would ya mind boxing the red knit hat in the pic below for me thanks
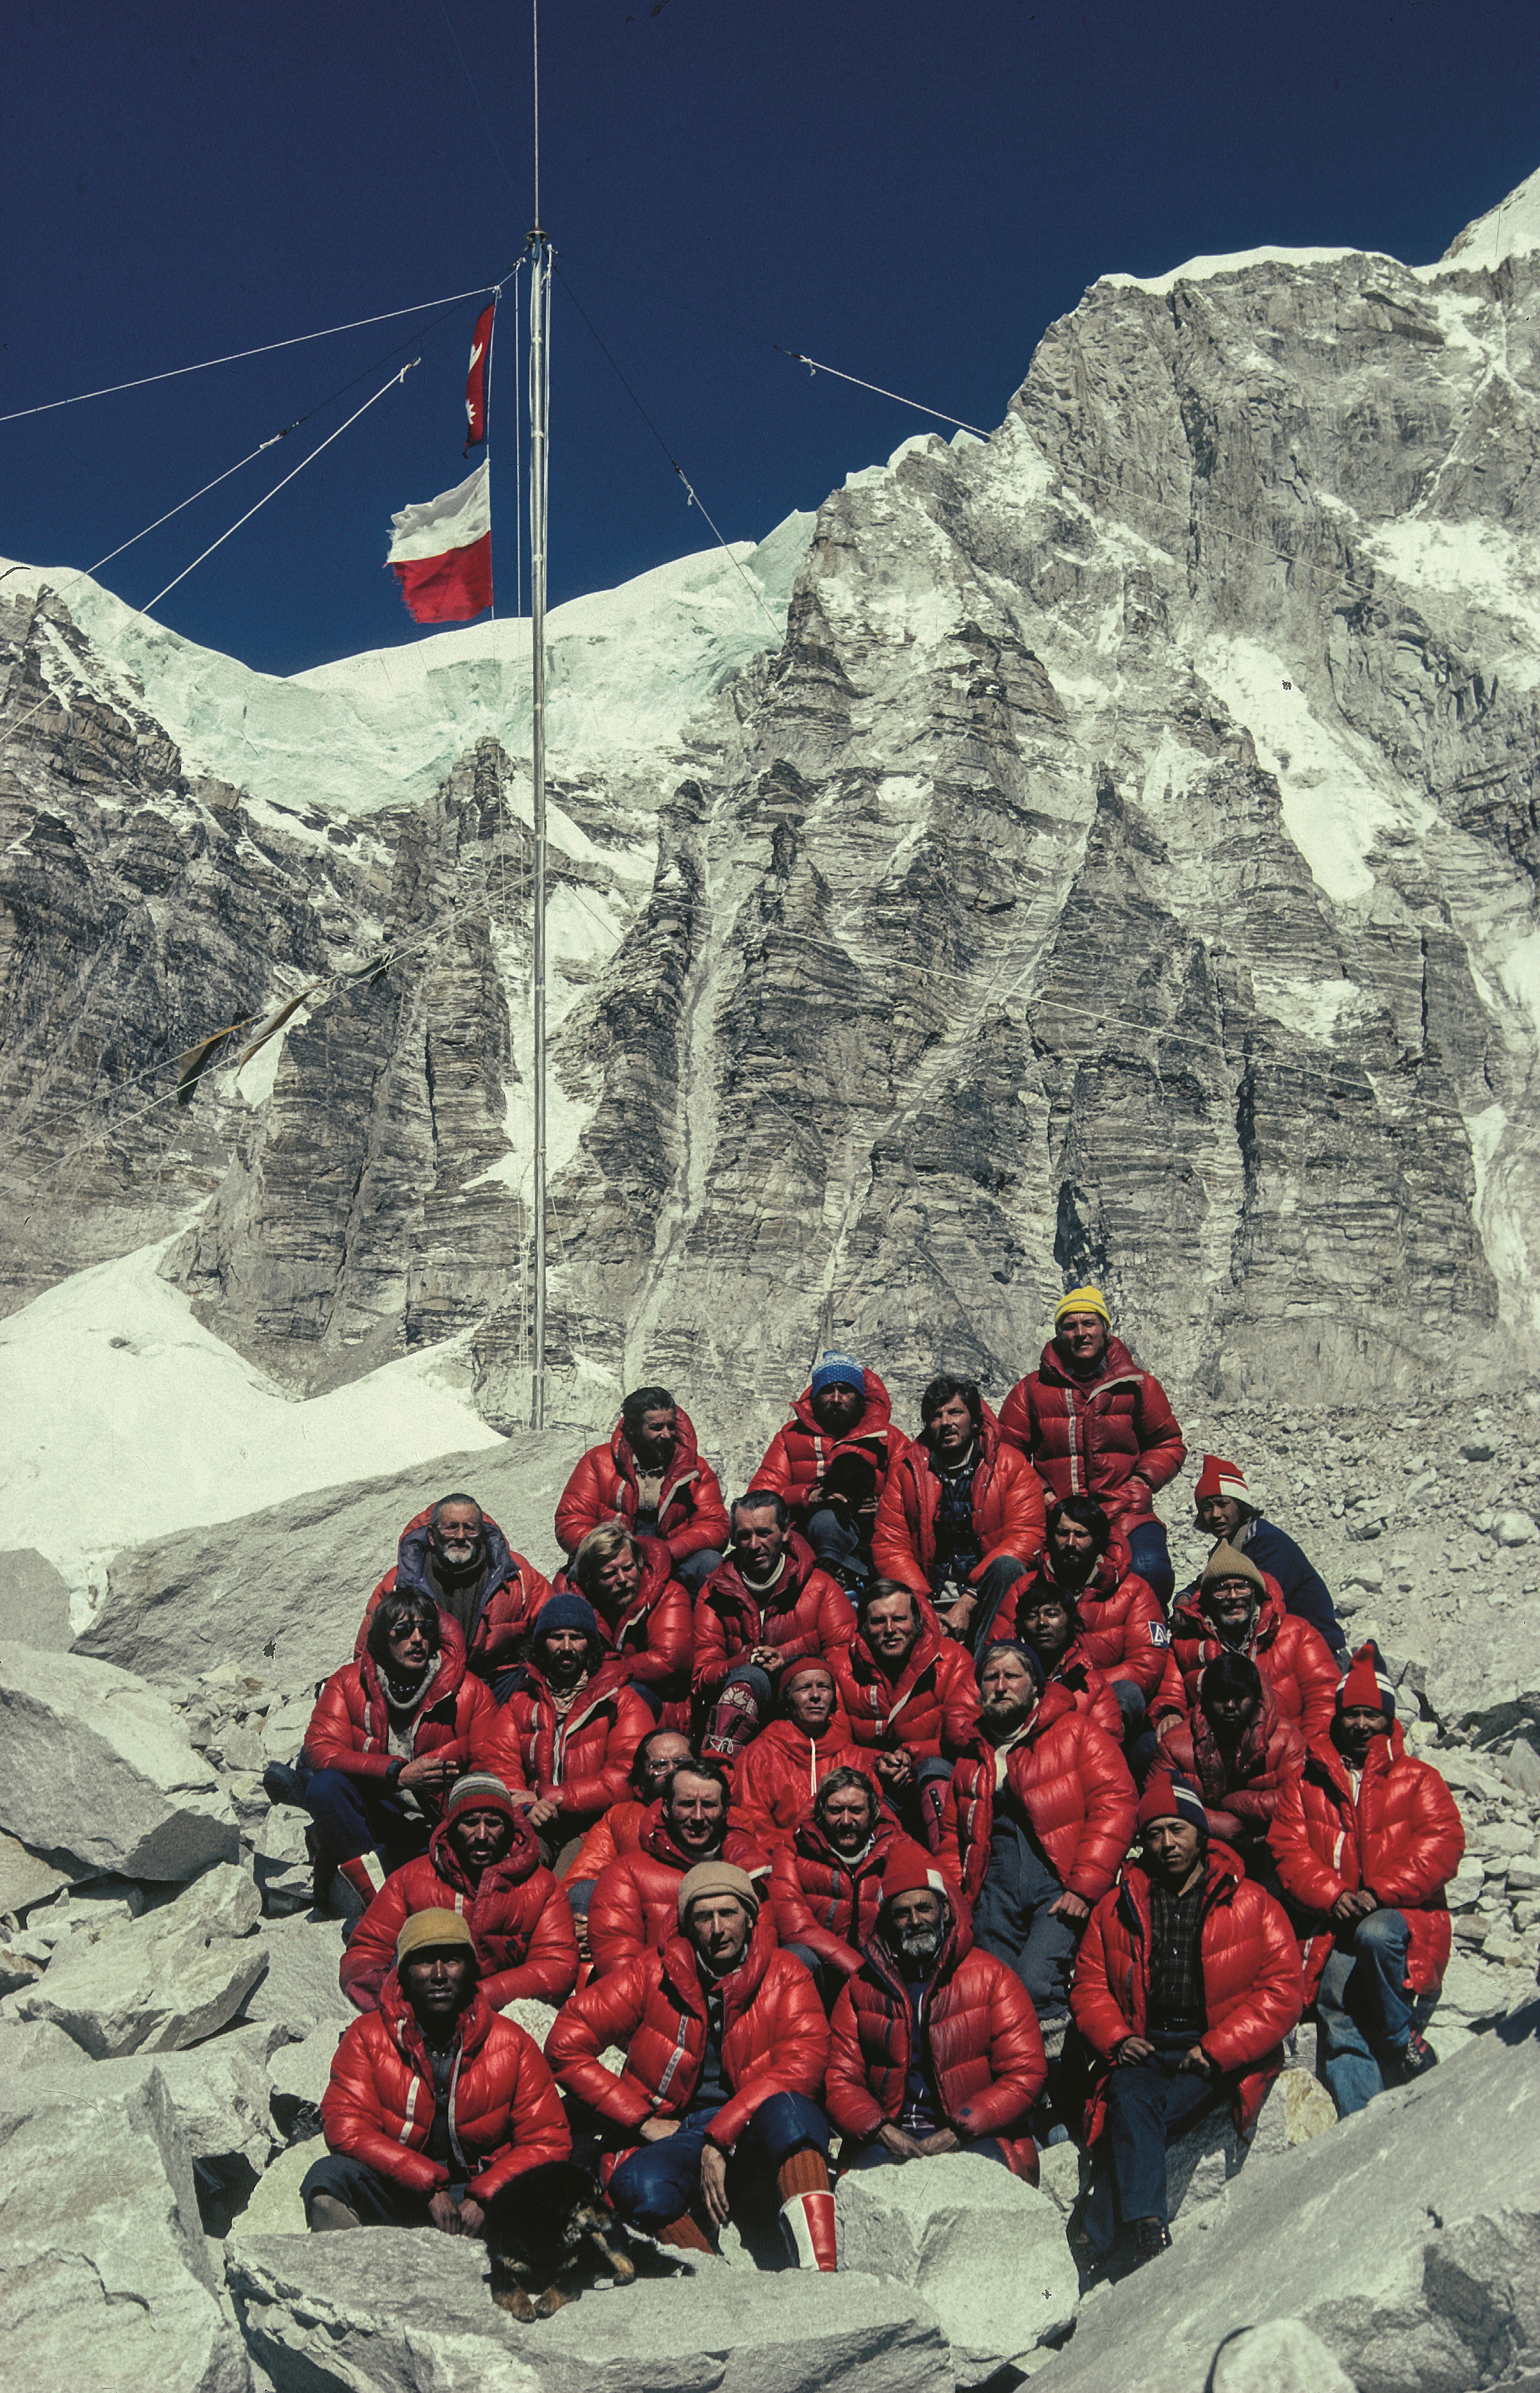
[780,1656,835,1693]
[881,1840,952,1901]
[1137,1771,1209,1839]
[1338,1643,1396,1720]
[1194,1455,1251,1507]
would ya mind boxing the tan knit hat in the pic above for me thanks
[677,1859,759,1925]
[396,1906,477,1966]
[1199,1539,1265,1599]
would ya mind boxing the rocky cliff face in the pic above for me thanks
[6,172,1540,1443]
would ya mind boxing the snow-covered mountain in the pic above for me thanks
[7,163,1540,1463]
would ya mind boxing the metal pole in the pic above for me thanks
[528,230,549,1430]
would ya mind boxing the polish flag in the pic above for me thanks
[464,301,495,454]
[386,461,492,623]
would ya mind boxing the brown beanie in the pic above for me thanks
[677,1859,759,1925]
[396,1906,477,1966]
[1199,1539,1266,1600]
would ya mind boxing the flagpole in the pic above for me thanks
[527,0,549,1432]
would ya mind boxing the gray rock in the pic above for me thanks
[835,2153,1077,2381]
[0,1643,238,1881]
[14,1887,268,2057]
[239,1912,351,2034]
[266,2019,348,2113]
[1504,1742,1540,1800]
[0,1547,73,1650]
[0,2015,93,2072]
[1460,1440,1497,1465]
[0,1942,43,1996]
[0,2023,278,2170]
[229,2139,313,2239]
[0,1827,71,1918]
[1028,2005,1540,2391]
[0,2064,251,2390]
[1209,2318,1354,2392]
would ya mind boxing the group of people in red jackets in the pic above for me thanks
[283,1285,1466,2303]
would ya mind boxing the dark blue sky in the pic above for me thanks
[3,1,1536,676]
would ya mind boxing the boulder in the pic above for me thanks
[0,2015,92,2072]
[0,1643,237,1882]
[0,1827,71,1918]
[1026,2004,1540,2392]
[0,1545,74,1650]
[230,2138,314,2237]
[1498,1511,1539,1548]
[14,1881,268,2057]
[239,1913,351,2035]
[835,2153,1077,2382]
[1209,2319,1355,2392]
[0,2026,278,2171]
[0,2064,251,2391]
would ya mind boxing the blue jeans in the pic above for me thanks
[1111,1678,1159,1783]
[304,1768,430,1871]
[1316,1908,1416,2115]
[806,1506,869,1592]
[1125,1522,1174,1615]
[1083,2031,1222,2252]
[972,1814,1080,2019]
[606,2091,828,2234]
[676,1549,723,1599]
[847,2134,1009,2170]
[967,1554,1038,1649]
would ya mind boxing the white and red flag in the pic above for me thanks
[463,301,495,455]
[386,460,492,623]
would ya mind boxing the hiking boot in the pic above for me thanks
[1389,2029,1438,2085]
[1127,2217,1171,2270]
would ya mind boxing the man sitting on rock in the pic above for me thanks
[305,1909,621,2316]
[936,1641,1136,2027]
[872,1374,1045,1647]
[354,1494,553,1699]
[489,1596,652,1873]
[988,1498,1170,1773]
[694,1492,855,1761]
[340,1773,579,2015]
[1070,1774,1303,2283]
[1161,1542,1341,1748]
[998,1289,1186,1611]
[587,1758,767,1976]
[304,1592,500,1913]
[769,1765,902,2006]
[555,1386,729,1599]
[750,1352,908,1591]
[566,1523,693,1719]
[1159,1655,1304,1881]
[545,1860,836,2268]
[1184,1454,1346,1659]
[730,1657,884,1852]
[831,1578,980,1829]
[1269,1645,1464,2115]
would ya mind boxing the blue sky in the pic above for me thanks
[2,1,1536,675]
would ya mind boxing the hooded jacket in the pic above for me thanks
[988,1529,1172,1701]
[354,1509,553,1680]
[339,1808,579,2014]
[730,1718,886,1853]
[586,1799,769,1976]
[692,1532,856,1702]
[556,1538,695,1707]
[487,1653,652,1825]
[768,1811,905,1979]
[320,1970,571,2198]
[554,1408,729,1567]
[1165,1580,1341,1744]
[826,1897,1047,2178]
[831,1622,981,1762]
[544,1907,828,2159]
[1072,1847,1304,2142]
[1159,1683,1305,1846]
[749,1371,909,1517]
[999,1337,1186,1529]
[871,1415,1046,1598]
[1267,1723,1464,2001]
[305,1616,499,1817]
[940,1683,1137,1909]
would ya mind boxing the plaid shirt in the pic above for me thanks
[1146,1874,1208,2037]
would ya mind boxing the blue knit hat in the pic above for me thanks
[975,1638,1046,1692]
[810,1351,866,1400]
[533,1593,601,1643]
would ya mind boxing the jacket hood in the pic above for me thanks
[394,1508,519,1636]
[921,1412,1005,1473]
[1306,1719,1409,1795]
[709,1528,820,1609]
[362,1612,469,1709]
[794,1809,898,1873]
[380,1964,496,2068]
[1034,1332,1141,1393]
[640,1795,727,1872]
[1041,1525,1133,1608]
[660,1901,778,2017]
[1120,1842,1244,1929]
[427,1802,542,1893]
[610,1406,704,1479]
[864,1878,975,1993]
[1174,1579,1286,1654]
[788,1370,894,1441]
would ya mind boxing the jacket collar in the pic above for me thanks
[426,1807,541,1893]
[661,1905,778,2020]
[380,1968,495,2071]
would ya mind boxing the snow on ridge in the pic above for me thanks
[1440,163,1540,269]
[1101,246,1387,300]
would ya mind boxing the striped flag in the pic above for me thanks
[386,460,492,624]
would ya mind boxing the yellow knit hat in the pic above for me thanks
[1053,1286,1111,1329]
[396,1906,477,1966]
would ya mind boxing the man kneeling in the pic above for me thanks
[304,1909,631,2315]
[546,1860,836,2268]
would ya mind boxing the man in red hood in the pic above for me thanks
[750,1352,907,1592]
[999,1288,1186,1611]
[555,1387,728,1598]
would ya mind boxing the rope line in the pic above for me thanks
[778,350,989,439]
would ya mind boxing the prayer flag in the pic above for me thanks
[464,301,495,454]
[386,460,492,623]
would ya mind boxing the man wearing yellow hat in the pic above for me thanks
[998,1288,1186,1612]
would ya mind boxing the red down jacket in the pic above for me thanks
[731,1720,885,1852]
[339,1808,579,2014]
[768,1812,906,1980]
[1268,1725,1464,2001]
[940,1684,1137,1908]
[562,1799,648,1887]
[692,1533,856,1703]
[988,1530,1172,1702]
[354,1509,553,1680]
[749,1371,910,1518]
[1160,1682,1305,1844]
[832,1624,980,1761]
[305,1618,499,1821]
[487,1659,652,1828]
[1072,1847,1304,2141]
[587,1800,770,1977]
[321,1970,571,2198]
[1162,1581,1341,1744]
[999,1337,1186,1532]
[579,1539,694,1706]
[826,1898,1047,2178]
[871,1417,1046,1599]
[554,1409,729,1568]
[544,1908,829,2160]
